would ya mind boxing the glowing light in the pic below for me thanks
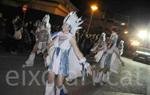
[121,22,126,26]
[131,40,140,47]
[91,5,98,11]
[137,30,147,40]
[124,30,128,34]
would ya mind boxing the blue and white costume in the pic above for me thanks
[48,32,73,76]
[100,32,118,70]
[46,31,83,79]
[92,32,119,85]
[44,12,89,95]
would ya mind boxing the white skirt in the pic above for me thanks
[67,48,82,80]
[110,49,122,74]
[95,50,104,62]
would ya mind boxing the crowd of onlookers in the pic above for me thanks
[0,12,112,56]
[0,12,61,54]
[76,30,116,56]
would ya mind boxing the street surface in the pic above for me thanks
[0,52,149,95]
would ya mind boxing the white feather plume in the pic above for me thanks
[63,11,83,35]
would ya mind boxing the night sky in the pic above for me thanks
[70,0,150,32]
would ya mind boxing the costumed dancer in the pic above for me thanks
[91,32,107,85]
[91,32,107,62]
[24,14,51,67]
[118,40,124,56]
[44,11,92,95]
[110,40,125,74]
[93,27,119,85]
[13,16,23,40]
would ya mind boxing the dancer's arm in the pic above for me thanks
[70,36,92,76]
[43,37,57,59]
[70,36,84,60]
[47,37,57,49]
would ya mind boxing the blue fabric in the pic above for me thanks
[60,88,65,95]
[49,47,70,77]
[104,53,113,69]
[58,49,69,76]
[56,47,61,56]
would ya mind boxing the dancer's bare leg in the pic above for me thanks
[92,70,96,86]
[45,72,55,95]
[56,75,65,95]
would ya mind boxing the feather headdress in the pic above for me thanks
[42,14,51,28]
[42,14,50,23]
[63,11,83,35]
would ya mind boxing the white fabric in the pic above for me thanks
[63,11,83,36]
[37,42,47,54]
[67,47,82,80]
[110,48,122,74]
[25,53,35,66]
[93,32,107,62]
[95,50,104,62]
[44,81,54,95]
[99,53,107,69]
[93,71,103,84]
[102,72,110,83]
[52,50,61,74]
[56,87,61,95]
[53,32,72,50]
[13,28,23,40]
[51,32,72,74]
[79,57,86,64]
[45,46,55,67]
[48,32,83,80]
[118,40,124,56]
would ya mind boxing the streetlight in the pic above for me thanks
[86,4,98,33]
[91,5,98,12]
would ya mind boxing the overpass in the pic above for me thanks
[1,0,77,17]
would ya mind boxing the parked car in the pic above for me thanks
[133,47,150,64]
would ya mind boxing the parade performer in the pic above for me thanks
[91,32,107,85]
[110,40,125,74]
[118,40,124,56]
[100,28,119,83]
[24,14,51,67]
[44,11,92,95]
[92,27,120,85]
[91,32,107,62]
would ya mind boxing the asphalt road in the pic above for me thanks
[0,53,149,95]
